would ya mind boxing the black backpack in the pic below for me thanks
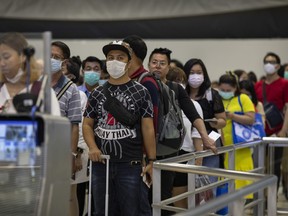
[138,72,185,156]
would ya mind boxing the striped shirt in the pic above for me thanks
[53,75,82,123]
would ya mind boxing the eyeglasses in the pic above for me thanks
[150,60,168,67]
[264,61,278,65]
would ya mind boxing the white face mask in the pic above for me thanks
[106,60,127,79]
[264,63,277,75]
[188,74,204,88]
[51,58,62,73]
[5,68,24,84]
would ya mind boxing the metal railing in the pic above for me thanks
[152,137,288,216]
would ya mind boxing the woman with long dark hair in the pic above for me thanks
[183,58,226,184]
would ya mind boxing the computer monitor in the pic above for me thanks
[0,118,42,163]
[0,114,71,216]
[0,115,44,215]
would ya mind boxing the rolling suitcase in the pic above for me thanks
[88,155,110,216]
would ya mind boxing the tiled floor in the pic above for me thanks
[245,184,288,216]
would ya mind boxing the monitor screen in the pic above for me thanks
[0,119,38,164]
[0,115,44,215]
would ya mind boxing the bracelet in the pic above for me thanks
[148,158,157,162]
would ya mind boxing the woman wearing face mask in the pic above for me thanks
[183,58,226,185]
[0,32,60,115]
[218,73,255,214]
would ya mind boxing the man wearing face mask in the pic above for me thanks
[51,41,82,216]
[255,52,288,191]
[83,40,156,216]
[78,56,103,98]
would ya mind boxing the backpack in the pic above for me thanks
[138,72,185,156]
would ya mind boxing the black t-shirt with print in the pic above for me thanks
[84,80,153,162]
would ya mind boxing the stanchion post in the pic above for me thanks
[153,163,161,216]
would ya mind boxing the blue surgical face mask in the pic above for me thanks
[284,71,288,80]
[98,79,108,86]
[51,58,62,73]
[219,90,235,100]
[84,71,100,86]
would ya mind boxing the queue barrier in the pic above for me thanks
[152,137,288,216]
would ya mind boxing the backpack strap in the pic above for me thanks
[31,81,42,95]
[238,95,244,112]
[137,71,150,83]
[166,81,179,100]
[57,80,73,100]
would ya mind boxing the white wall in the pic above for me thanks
[29,38,288,82]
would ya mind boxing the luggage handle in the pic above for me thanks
[88,155,110,216]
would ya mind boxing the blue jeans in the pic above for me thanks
[139,181,152,216]
[92,161,143,216]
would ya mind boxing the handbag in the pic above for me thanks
[232,96,266,144]
[102,83,139,127]
[195,174,214,205]
[262,83,283,129]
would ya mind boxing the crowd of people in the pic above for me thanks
[0,32,288,216]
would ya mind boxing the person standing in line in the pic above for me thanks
[0,32,60,115]
[123,35,159,216]
[147,47,217,216]
[51,41,82,216]
[147,48,216,152]
[218,73,255,216]
[78,56,103,98]
[166,66,204,208]
[63,56,92,216]
[78,56,104,215]
[83,40,156,216]
[183,58,226,184]
[254,52,288,190]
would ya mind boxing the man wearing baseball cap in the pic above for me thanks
[83,40,156,216]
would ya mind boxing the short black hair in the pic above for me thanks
[51,41,70,59]
[263,52,281,64]
[81,56,103,70]
[123,35,147,62]
[149,48,172,64]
